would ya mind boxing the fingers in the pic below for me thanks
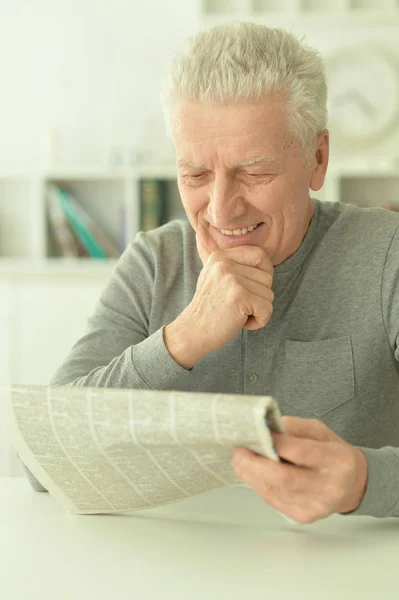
[231,447,335,524]
[195,219,219,266]
[224,245,274,275]
[232,447,311,490]
[271,434,332,469]
[234,275,274,303]
[233,264,273,289]
[278,416,341,443]
[238,289,274,329]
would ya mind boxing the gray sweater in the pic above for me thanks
[24,198,399,519]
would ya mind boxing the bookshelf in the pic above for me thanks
[1,159,399,273]
[0,166,183,271]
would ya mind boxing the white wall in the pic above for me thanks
[0,0,199,171]
[1,2,399,171]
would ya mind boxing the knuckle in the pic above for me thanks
[254,247,267,267]
[340,451,356,479]
[297,510,319,525]
[208,251,219,265]
[228,279,244,303]
[234,463,245,479]
[328,485,345,508]
[213,259,230,276]
[296,499,329,524]
[262,301,273,321]
[233,457,246,479]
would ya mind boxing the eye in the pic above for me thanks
[246,173,274,181]
[180,172,204,179]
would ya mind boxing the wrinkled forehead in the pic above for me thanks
[171,99,295,164]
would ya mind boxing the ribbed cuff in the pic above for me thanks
[132,326,192,390]
[340,446,399,518]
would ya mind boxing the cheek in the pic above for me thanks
[250,179,289,214]
[177,184,205,227]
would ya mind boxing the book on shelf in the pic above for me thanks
[139,179,166,232]
[46,184,120,259]
[46,185,82,258]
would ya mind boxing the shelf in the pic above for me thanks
[340,176,399,208]
[42,164,177,181]
[0,257,118,279]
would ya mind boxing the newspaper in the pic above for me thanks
[2,384,285,516]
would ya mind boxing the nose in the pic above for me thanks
[207,174,245,228]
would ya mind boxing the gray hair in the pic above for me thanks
[160,21,328,164]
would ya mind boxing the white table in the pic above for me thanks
[1,476,398,600]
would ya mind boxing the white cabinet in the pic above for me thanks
[14,277,108,385]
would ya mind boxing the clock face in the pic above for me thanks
[326,45,399,149]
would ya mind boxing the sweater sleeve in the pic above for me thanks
[50,229,190,389]
[342,223,399,518]
[23,227,193,492]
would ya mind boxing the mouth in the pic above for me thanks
[211,222,265,245]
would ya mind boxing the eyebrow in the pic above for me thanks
[178,156,277,169]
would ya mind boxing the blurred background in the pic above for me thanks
[2,0,399,474]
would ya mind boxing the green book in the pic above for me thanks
[140,179,165,231]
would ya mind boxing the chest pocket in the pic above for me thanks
[282,335,355,419]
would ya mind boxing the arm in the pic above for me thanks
[50,227,192,389]
[345,223,399,518]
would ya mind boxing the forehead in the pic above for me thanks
[171,99,292,156]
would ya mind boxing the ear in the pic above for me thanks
[309,129,329,192]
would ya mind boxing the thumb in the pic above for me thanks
[195,219,219,266]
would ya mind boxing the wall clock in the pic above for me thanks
[325,44,399,150]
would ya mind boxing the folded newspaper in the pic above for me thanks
[3,384,286,516]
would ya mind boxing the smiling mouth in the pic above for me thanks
[218,222,263,237]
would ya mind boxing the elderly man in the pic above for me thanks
[24,22,399,524]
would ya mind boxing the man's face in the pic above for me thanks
[172,99,328,266]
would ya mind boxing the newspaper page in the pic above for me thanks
[2,384,285,516]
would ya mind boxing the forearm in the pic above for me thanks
[340,446,399,518]
[50,326,193,389]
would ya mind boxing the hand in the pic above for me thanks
[164,220,274,368]
[184,220,274,354]
[231,416,368,524]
